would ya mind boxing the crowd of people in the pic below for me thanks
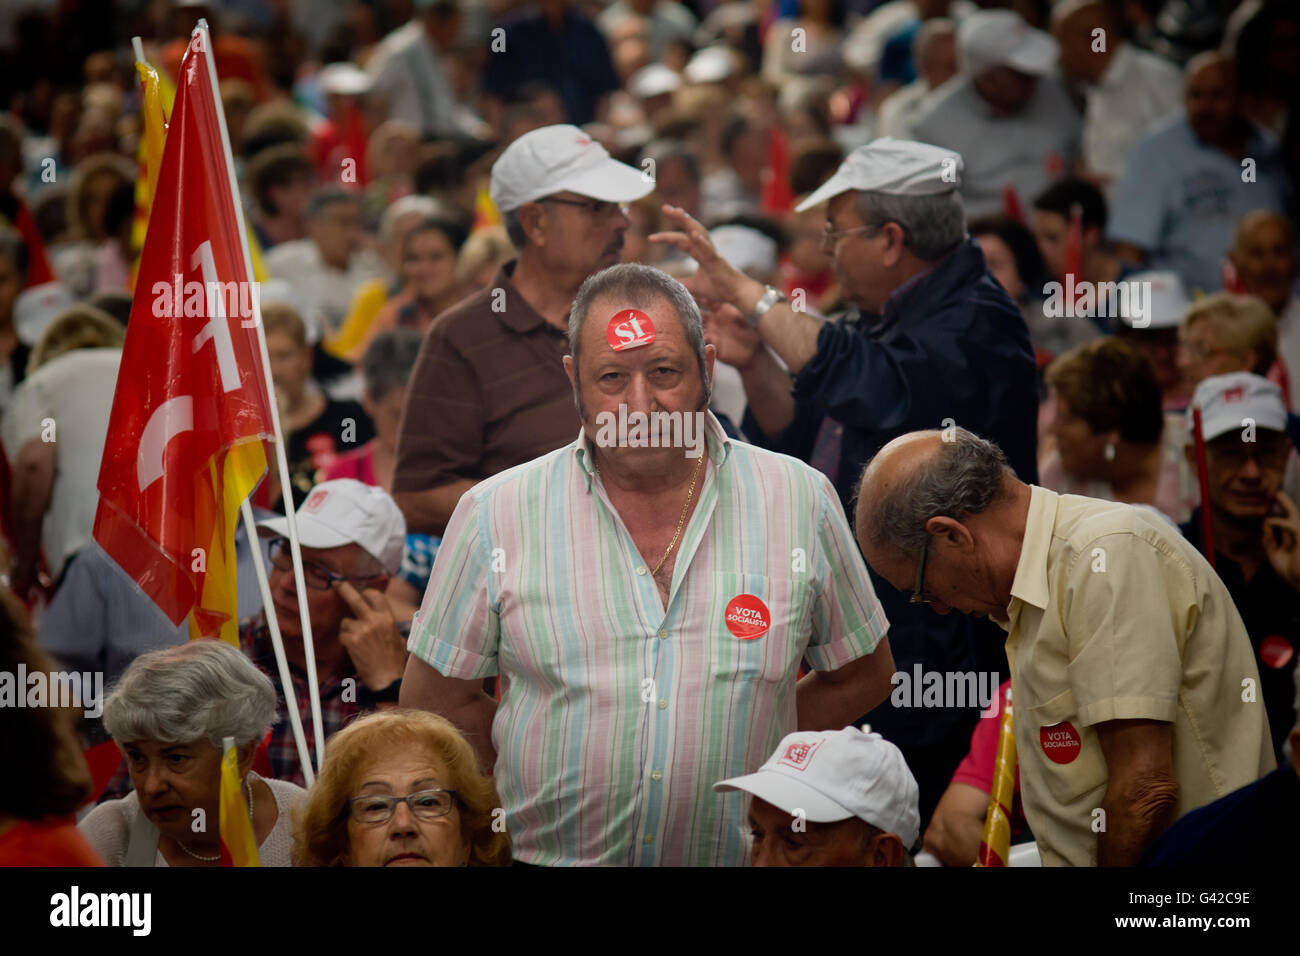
[1,0,1299,868]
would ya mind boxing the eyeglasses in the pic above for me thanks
[821,223,878,251]
[538,196,629,218]
[1209,436,1291,471]
[348,788,459,824]
[910,535,930,605]
[267,538,380,592]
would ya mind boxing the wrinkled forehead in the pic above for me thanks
[580,293,691,359]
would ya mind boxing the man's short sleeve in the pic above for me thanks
[1064,530,1189,727]
[1106,137,1167,250]
[407,490,499,679]
[393,326,485,492]
[803,472,889,671]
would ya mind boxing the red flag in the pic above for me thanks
[1001,184,1024,224]
[94,29,273,639]
[760,125,793,215]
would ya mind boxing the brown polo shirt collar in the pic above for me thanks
[491,259,567,335]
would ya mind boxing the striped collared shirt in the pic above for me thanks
[408,412,888,865]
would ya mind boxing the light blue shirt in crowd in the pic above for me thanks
[1107,115,1289,295]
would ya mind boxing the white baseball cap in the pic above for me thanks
[317,62,372,96]
[714,726,921,848]
[960,9,1059,76]
[796,137,962,212]
[684,45,737,84]
[257,479,406,575]
[1116,270,1190,330]
[629,64,681,100]
[14,280,76,346]
[1190,372,1287,442]
[710,225,778,275]
[489,124,652,214]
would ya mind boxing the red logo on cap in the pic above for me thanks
[724,594,770,640]
[1223,386,1246,403]
[606,309,656,351]
[575,136,592,146]
[303,489,330,512]
[1260,635,1294,670]
[777,738,823,771]
[1039,721,1081,764]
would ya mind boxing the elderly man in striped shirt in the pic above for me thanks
[401,263,895,865]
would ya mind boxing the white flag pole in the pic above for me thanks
[196,19,327,771]
[239,500,315,787]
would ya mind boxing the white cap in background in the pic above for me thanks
[960,9,1059,76]
[489,124,652,214]
[258,479,407,575]
[715,725,921,848]
[796,137,963,211]
[1190,372,1288,442]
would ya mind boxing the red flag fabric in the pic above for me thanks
[1001,184,1024,224]
[94,29,274,635]
[12,199,54,286]
[760,125,793,215]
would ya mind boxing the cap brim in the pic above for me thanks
[795,170,855,212]
[256,514,355,551]
[1003,35,1058,75]
[714,770,855,823]
[556,158,655,204]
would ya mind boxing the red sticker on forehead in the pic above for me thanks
[606,309,656,351]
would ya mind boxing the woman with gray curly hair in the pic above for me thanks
[78,640,305,866]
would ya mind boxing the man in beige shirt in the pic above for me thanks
[856,427,1274,866]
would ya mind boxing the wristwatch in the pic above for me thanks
[359,678,402,707]
[748,285,787,329]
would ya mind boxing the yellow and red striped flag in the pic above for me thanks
[219,738,260,867]
[975,684,1016,867]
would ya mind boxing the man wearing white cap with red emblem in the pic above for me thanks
[910,8,1081,218]
[393,125,652,535]
[1180,372,1300,763]
[240,478,410,784]
[715,726,920,866]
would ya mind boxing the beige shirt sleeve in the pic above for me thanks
[1063,528,1193,727]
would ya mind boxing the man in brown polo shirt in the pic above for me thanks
[393,124,653,533]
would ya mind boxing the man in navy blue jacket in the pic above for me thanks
[653,138,1038,827]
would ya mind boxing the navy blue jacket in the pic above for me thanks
[744,238,1039,754]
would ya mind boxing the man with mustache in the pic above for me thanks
[401,263,895,865]
[392,124,651,535]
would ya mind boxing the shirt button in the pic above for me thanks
[636,566,647,576]
[657,698,667,709]
[651,770,662,781]
[657,628,668,639]
[643,835,654,845]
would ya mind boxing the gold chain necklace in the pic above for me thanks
[596,454,704,576]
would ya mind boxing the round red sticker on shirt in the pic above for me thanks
[724,594,770,640]
[1039,721,1081,764]
[606,308,656,351]
[1260,635,1294,670]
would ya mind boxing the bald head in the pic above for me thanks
[856,428,1026,617]
[1184,52,1240,146]
[1229,211,1297,313]
[1053,0,1119,84]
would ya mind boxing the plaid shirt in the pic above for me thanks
[238,617,364,787]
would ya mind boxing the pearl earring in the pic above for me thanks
[1104,442,1116,462]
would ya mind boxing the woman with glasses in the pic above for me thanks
[293,710,511,866]
[78,640,306,866]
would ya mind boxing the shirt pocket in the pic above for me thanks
[1024,685,1108,807]
[706,572,809,685]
